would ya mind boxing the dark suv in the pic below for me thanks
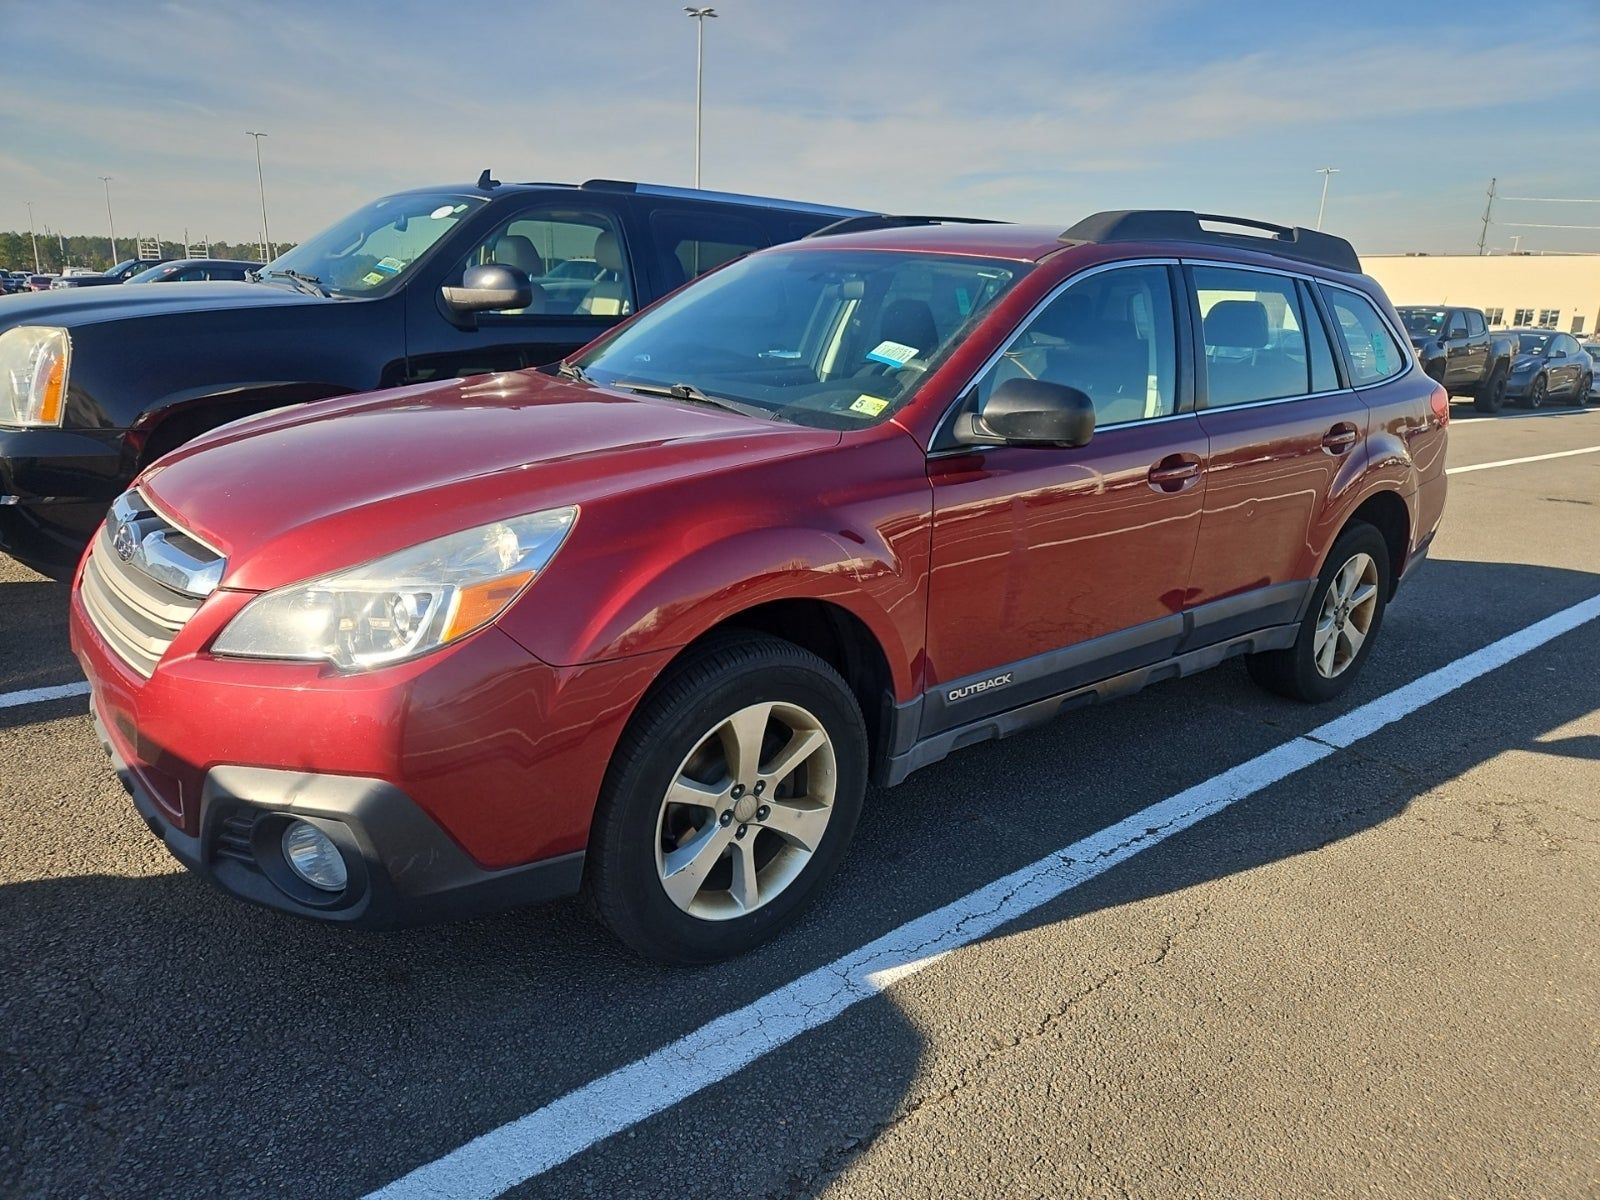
[70,210,1447,962]
[0,177,868,573]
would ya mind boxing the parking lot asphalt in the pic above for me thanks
[2,404,1598,1199]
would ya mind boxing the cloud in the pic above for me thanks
[2,0,1596,254]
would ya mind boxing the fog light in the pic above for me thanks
[282,820,348,892]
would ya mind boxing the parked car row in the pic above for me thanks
[1397,303,1595,412]
[4,179,1448,960]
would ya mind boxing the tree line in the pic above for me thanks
[0,231,295,275]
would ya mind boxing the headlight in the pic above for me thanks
[212,507,577,670]
[0,326,71,427]
[1509,359,1536,375]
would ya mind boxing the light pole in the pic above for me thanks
[1314,166,1339,231]
[246,131,275,261]
[25,201,40,273]
[685,7,717,188]
[99,176,118,263]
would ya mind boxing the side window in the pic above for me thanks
[1194,266,1311,407]
[1446,311,1469,338]
[1300,281,1341,393]
[458,208,633,317]
[1556,334,1579,356]
[1321,286,1406,386]
[971,264,1178,429]
[1466,310,1485,336]
[649,211,768,290]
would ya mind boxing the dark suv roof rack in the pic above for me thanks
[1060,210,1361,273]
[803,213,1005,239]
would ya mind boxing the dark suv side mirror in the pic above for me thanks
[955,378,1096,449]
[441,264,533,317]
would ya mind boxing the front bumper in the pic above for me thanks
[1503,373,1540,398]
[94,705,585,928]
[0,426,129,574]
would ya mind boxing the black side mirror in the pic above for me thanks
[441,263,533,317]
[955,378,1096,449]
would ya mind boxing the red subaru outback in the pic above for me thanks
[70,211,1447,962]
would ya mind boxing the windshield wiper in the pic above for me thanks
[556,361,589,383]
[613,380,771,419]
[263,269,330,298]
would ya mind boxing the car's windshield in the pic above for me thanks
[1398,308,1448,337]
[126,264,178,284]
[1516,332,1551,354]
[258,192,485,297]
[575,249,1026,429]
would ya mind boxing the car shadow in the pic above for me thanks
[0,575,76,696]
[1,557,1598,1199]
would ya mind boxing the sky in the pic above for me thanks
[3,0,1598,257]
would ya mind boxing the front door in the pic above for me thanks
[402,204,638,383]
[925,263,1205,734]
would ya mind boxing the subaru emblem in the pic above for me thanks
[112,520,138,562]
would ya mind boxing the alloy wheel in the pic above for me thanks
[654,701,838,920]
[1313,552,1380,679]
[1529,375,1547,408]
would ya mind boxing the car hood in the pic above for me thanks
[138,370,841,592]
[0,280,326,329]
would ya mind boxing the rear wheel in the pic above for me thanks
[1473,364,1507,414]
[1571,374,1591,408]
[1247,522,1390,703]
[588,634,867,963]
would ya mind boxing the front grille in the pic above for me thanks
[80,491,223,677]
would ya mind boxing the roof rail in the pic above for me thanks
[1060,210,1361,273]
[579,179,866,219]
[803,213,1006,239]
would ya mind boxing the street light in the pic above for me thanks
[246,131,275,262]
[99,176,118,263]
[25,201,40,273]
[1315,166,1340,231]
[684,6,717,188]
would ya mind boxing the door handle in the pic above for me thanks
[1148,454,1203,493]
[1321,424,1359,454]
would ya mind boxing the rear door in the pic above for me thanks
[923,261,1206,732]
[1185,263,1366,634]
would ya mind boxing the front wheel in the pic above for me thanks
[1524,374,1548,409]
[587,634,868,963]
[1247,522,1390,703]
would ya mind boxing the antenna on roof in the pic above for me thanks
[477,169,500,190]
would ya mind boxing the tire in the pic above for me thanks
[587,633,868,963]
[1247,522,1391,703]
[1571,374,1591,408]
[1525,374,1548,409]
[1473,364,1507,414]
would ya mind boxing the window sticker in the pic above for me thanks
[362,271,386,286]
[955,287,972,315]
[849,394,889,416]
[1371,333,1389,373]
[865,340,919,369]
[373,256,405,276]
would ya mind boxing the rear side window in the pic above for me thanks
[1322,286,1406,385]
[1194,266,1312,407]
[649,210,768,291]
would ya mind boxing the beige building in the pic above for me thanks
[1363,253,1600,339]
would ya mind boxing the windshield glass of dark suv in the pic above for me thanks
[258,192,485,297]
[575,249,1025,427]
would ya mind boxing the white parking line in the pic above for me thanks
[1446,445,1600,475]
[365,592,1600,1200]
[1451,407,1597,424]
[0,681,89,710]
